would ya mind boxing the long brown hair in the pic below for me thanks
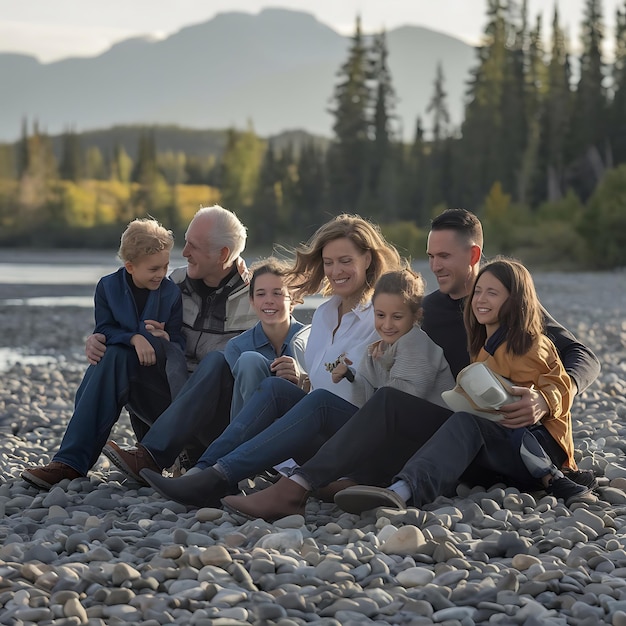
[287,214,403,303]
[464,257,544,359]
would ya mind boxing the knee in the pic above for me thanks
[196,350,227,374]
[233,351,271,379]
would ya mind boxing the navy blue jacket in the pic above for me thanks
[93,267,185,351]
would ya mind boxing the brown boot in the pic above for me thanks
[221,476,310,522]
[312,478,359,502]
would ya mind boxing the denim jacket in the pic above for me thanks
[224,317,310,373]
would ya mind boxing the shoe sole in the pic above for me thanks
[565,487,598,507]
[21,471,54,490]
[102,446,146,484]
[334,486,406,515]
[220,499,258,521]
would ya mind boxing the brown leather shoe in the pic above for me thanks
[312,478,359,502]
[103,441,160,484]
[222,476,310,522]
[21,462,82,490]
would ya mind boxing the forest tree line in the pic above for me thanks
[1,0,625,269]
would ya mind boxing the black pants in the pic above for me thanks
[296,387,453,489]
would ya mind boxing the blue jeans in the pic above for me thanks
[54,345,149,473]
[230,351,273,418]
[395,412,566,507]
[197,382,357,485]
[141,351,233,468]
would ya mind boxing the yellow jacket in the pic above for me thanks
[476,335,575,469]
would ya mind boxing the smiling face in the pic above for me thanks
[250,272,291,329]
[322,237,371,304]
[125,249,170,290]
[471,269,510,336]
[373,293,415,345]
[182,214,229,286]
[427,229,480,300]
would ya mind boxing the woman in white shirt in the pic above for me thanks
[140,214,404,506]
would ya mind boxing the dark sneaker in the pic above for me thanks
[546,476,595,506]
[103,441,161,484]
[563,468,598,491]
[22,462,82,490]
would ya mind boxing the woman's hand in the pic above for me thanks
[271,356,301,385]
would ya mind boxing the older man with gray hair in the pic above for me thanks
[23,205,257,489]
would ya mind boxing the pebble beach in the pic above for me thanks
[1,269,626,625]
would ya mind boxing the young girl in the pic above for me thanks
[224,258,309,417]
[330,269,454,409]
[334,257,593,514]
[139,214,405,506]
[22,217,184,489]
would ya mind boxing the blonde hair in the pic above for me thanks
[287,214,403,302]
[118,217,174,263]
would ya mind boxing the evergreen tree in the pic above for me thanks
[59,128,82,181]
[424,63,452,213]
[111,143,134,183]
[427,62,451,144]
[402,116,427,224]
[568,0,608,164]
[518,13,548,205]
[368,30,398,220]
[327,15,372,212]
[610,2,626,164]
[219,123,264,220]
[499,0,529,201]
[252,141,281,244]
[294,141,327,234]
[132,130,159,183]
[16,118,29,179]
[536,6,572,202]
[459,0,510,209]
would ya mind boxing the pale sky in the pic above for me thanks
[0,0,622,63]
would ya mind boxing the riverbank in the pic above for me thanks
[0,270,625,623]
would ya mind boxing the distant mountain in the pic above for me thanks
[0,8,476,142]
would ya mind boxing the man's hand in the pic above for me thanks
[270,356,301,385]
[144,319,170,341]
[236,257,252,284]
[498,385,549,429]
[131,334,156,366]
[85,333,107,365]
